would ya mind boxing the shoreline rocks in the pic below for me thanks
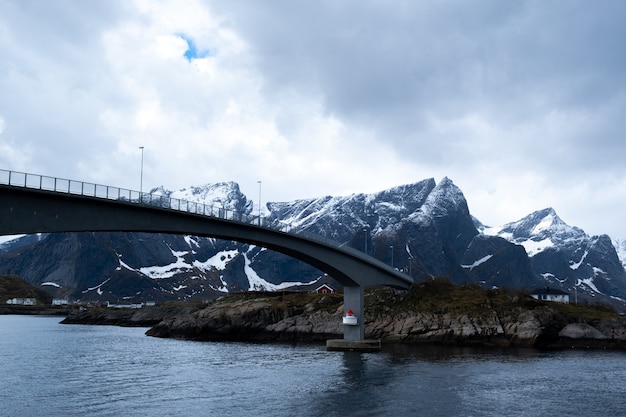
[62,287,626,350]
[144,296,626,350]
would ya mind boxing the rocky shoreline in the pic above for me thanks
[61,284,626,350]
[59,301,204,327]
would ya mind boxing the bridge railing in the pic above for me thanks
[1,169,329,234]
[0,169,265,226]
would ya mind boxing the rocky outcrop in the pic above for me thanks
[143,292,626,349]
[146,296,344,342]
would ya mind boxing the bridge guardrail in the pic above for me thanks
[0,168,265,224]
[0,169,331,243]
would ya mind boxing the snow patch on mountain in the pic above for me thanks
[242,250,318,291]
[578,277,600,293]
[82,278,110,295]
[462,255,493,271]
[613,238,626,270]
[184,235,200,249]
[139,248,192,279]
[194,250,239,272]
[0,233,45,252]
[213,275,229,293]
[0,234,24,246]
[137,248,240,279]
[593,266,606,276]
[569,249,589,270]
[117,258,134,272]
[522,238,555,257]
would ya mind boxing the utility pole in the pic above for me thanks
[139,146,144,196]
[257,180,262,226]
[363,227,368,254]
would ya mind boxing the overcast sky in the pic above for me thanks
[1,0,625,238]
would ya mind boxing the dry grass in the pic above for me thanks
[366,278,619,322]
[188,279,620,323]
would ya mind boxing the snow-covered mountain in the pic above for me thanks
[150,182,254,214]
[2,178,626,310]
[481,208,626,305]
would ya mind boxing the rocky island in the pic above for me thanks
[63,280,626,349]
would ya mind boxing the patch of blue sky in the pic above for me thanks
[178,34,212,61]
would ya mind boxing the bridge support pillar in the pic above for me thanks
[343,285,364,341]
[326,284,381,351]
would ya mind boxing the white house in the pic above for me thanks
[530,287,570,304]
[6,298,37,305]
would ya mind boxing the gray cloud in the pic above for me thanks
[214,1,626,157]
[1,0,625,237]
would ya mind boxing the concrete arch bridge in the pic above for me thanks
[0,170,413,347]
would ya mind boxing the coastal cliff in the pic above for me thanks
[139,282,626,349]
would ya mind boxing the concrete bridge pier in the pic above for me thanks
[342,285,364,341]
[326,284,381,352]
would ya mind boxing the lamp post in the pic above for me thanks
[390,245,394,268]
[363,227,368,254]
[139,146,144,196]
[257,180,262,226]
[408,254,412,277]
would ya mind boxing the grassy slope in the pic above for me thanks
[0,274,53,304]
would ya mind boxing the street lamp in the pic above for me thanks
[363,227,368,254]
[390,245,394,268]
[257,180,262,225]
[139,146,144,195]
[408,255,412,277]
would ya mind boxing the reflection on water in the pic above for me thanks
[383,343,544,362]
[1,315,626,417]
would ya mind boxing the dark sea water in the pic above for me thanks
[1,315,626,417]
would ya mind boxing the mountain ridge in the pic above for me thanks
[1,177,625,311]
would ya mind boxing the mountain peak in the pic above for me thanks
[150,182,253,214]
[483,207,587,257]
[421,177,469,218]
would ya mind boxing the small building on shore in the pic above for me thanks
[52,298,69,306]
[530,287,570,304]
[315,284,335,294]
[6,298,37,305]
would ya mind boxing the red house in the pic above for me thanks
[315,284,335,294]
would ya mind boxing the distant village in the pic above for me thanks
[4,285,572,308]
[5,297,156,309]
